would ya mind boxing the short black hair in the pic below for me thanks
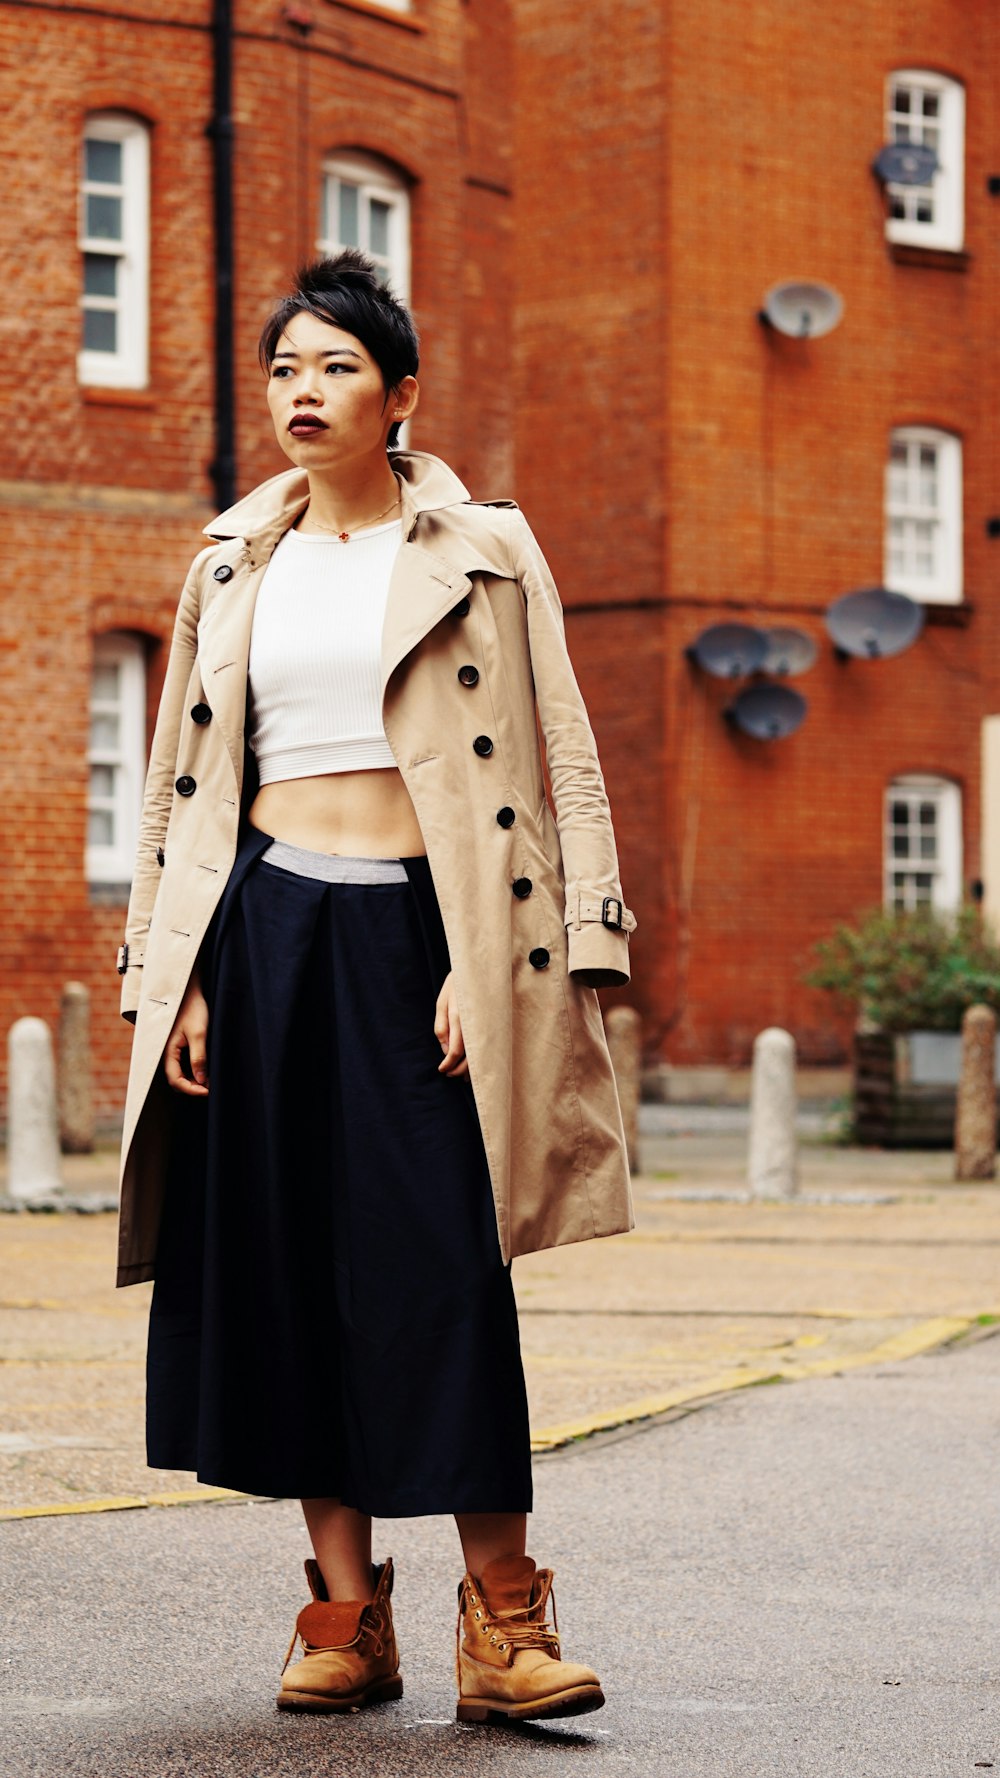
[258,250,419,449]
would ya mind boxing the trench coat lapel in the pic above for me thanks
[379,541,471,699]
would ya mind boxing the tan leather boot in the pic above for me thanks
[455,1553,605,1722]
[277,1555,403,1713]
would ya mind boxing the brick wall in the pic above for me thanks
[513,0,1000,1066]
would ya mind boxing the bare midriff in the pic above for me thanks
[247,767,427,859]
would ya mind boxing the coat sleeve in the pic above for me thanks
[508,506,637,988]
[117,550,209,1022]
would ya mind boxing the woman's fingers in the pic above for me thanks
[435,976,468,1077]
[163,996,210,1096]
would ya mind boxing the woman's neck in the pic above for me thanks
[298,458,401,537]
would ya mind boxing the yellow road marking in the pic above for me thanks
[0,1315,983,1519]
[528,1315,972,1452]
[0,1486,248,1522]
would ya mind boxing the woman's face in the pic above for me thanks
[266,309,417,469]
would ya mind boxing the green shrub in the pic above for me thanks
[804,905,1000,1032]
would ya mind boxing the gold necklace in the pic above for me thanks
[303,490,401,543]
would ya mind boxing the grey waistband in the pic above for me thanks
[259,839,409,884]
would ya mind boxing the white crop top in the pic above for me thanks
[247,518,402,784]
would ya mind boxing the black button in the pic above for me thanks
[175,775,196,796]
[529,947,550,970]
[190,703,212,724]
[457,664,479,687]
[496,806,516,828]
[213,564,234,583]
[156,846,165,867]
[452,596,471,618]
[512,877,533,899]
[473,735,494,757]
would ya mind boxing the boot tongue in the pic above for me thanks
[304,1558,328,1602]
[480,1554,537,1613]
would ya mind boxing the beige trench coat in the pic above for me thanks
[115,451,637,1287]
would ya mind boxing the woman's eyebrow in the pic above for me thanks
[272,348,364,362]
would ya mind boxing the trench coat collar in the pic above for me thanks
[203,449,473,558]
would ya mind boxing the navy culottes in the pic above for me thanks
[145,823,533,1516]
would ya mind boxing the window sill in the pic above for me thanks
[921,600,973,628]
[888,242,971,272]
[320,0,425,30]
[81,385,156,409]
[88,880,132,905]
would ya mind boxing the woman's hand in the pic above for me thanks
[434,971,469,1077]
[164,970,210,1096]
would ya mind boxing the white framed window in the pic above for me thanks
[79,113,150,388]
[885,775,962,913]
[86,634,146,886]
[884,427,963,605]
[884,71,965,252]
[318,152,411,298]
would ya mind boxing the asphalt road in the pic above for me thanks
[3,1332,997,1778]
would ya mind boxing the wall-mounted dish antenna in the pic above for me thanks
[759,280,844,339]
[825,586,925,660]
[872,142,939,186]
[685,623,768,679]
[726,684,808,741]
[759,626,818,677]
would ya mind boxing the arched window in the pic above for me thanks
[884,427,962,605]
[79,112,150,388]
[87,633,147,887]
[883,71,965,252]
[885,775,962,913]
[318,152,411,299]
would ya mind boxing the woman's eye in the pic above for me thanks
[325,363,349,374]
[271,366,291,379]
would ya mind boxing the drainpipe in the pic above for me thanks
[208,0,236,511]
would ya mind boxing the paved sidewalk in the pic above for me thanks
[1,1112,998,1515]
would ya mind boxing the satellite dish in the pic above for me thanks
[726,684,808,741]
[759,280,844,339]
[685,623,768,679]
[759,626,818,677]
[873,142,939,186]
[825,586,925,660]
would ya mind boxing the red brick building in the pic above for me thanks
[513,0,1000,1077]
[2,0,998,1129]
[0,0,513,1126]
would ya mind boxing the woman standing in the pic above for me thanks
[116,250,637,1724]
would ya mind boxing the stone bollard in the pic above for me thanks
[58,982,95,1155]
[7,1017,62,1201]
[605,1005,642,1174]
[954,1004,997,1181]
[748,1026,799,1200]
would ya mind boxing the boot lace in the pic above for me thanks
[461,1582,561,1658]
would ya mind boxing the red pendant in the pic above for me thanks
[338,531,350,543]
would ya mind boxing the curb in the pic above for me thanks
[0,1314,984,1523]
[528,1314,974,1453]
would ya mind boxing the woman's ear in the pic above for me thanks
[392,376,420,425]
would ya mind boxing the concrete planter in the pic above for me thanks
[853,1027,1000,1147]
